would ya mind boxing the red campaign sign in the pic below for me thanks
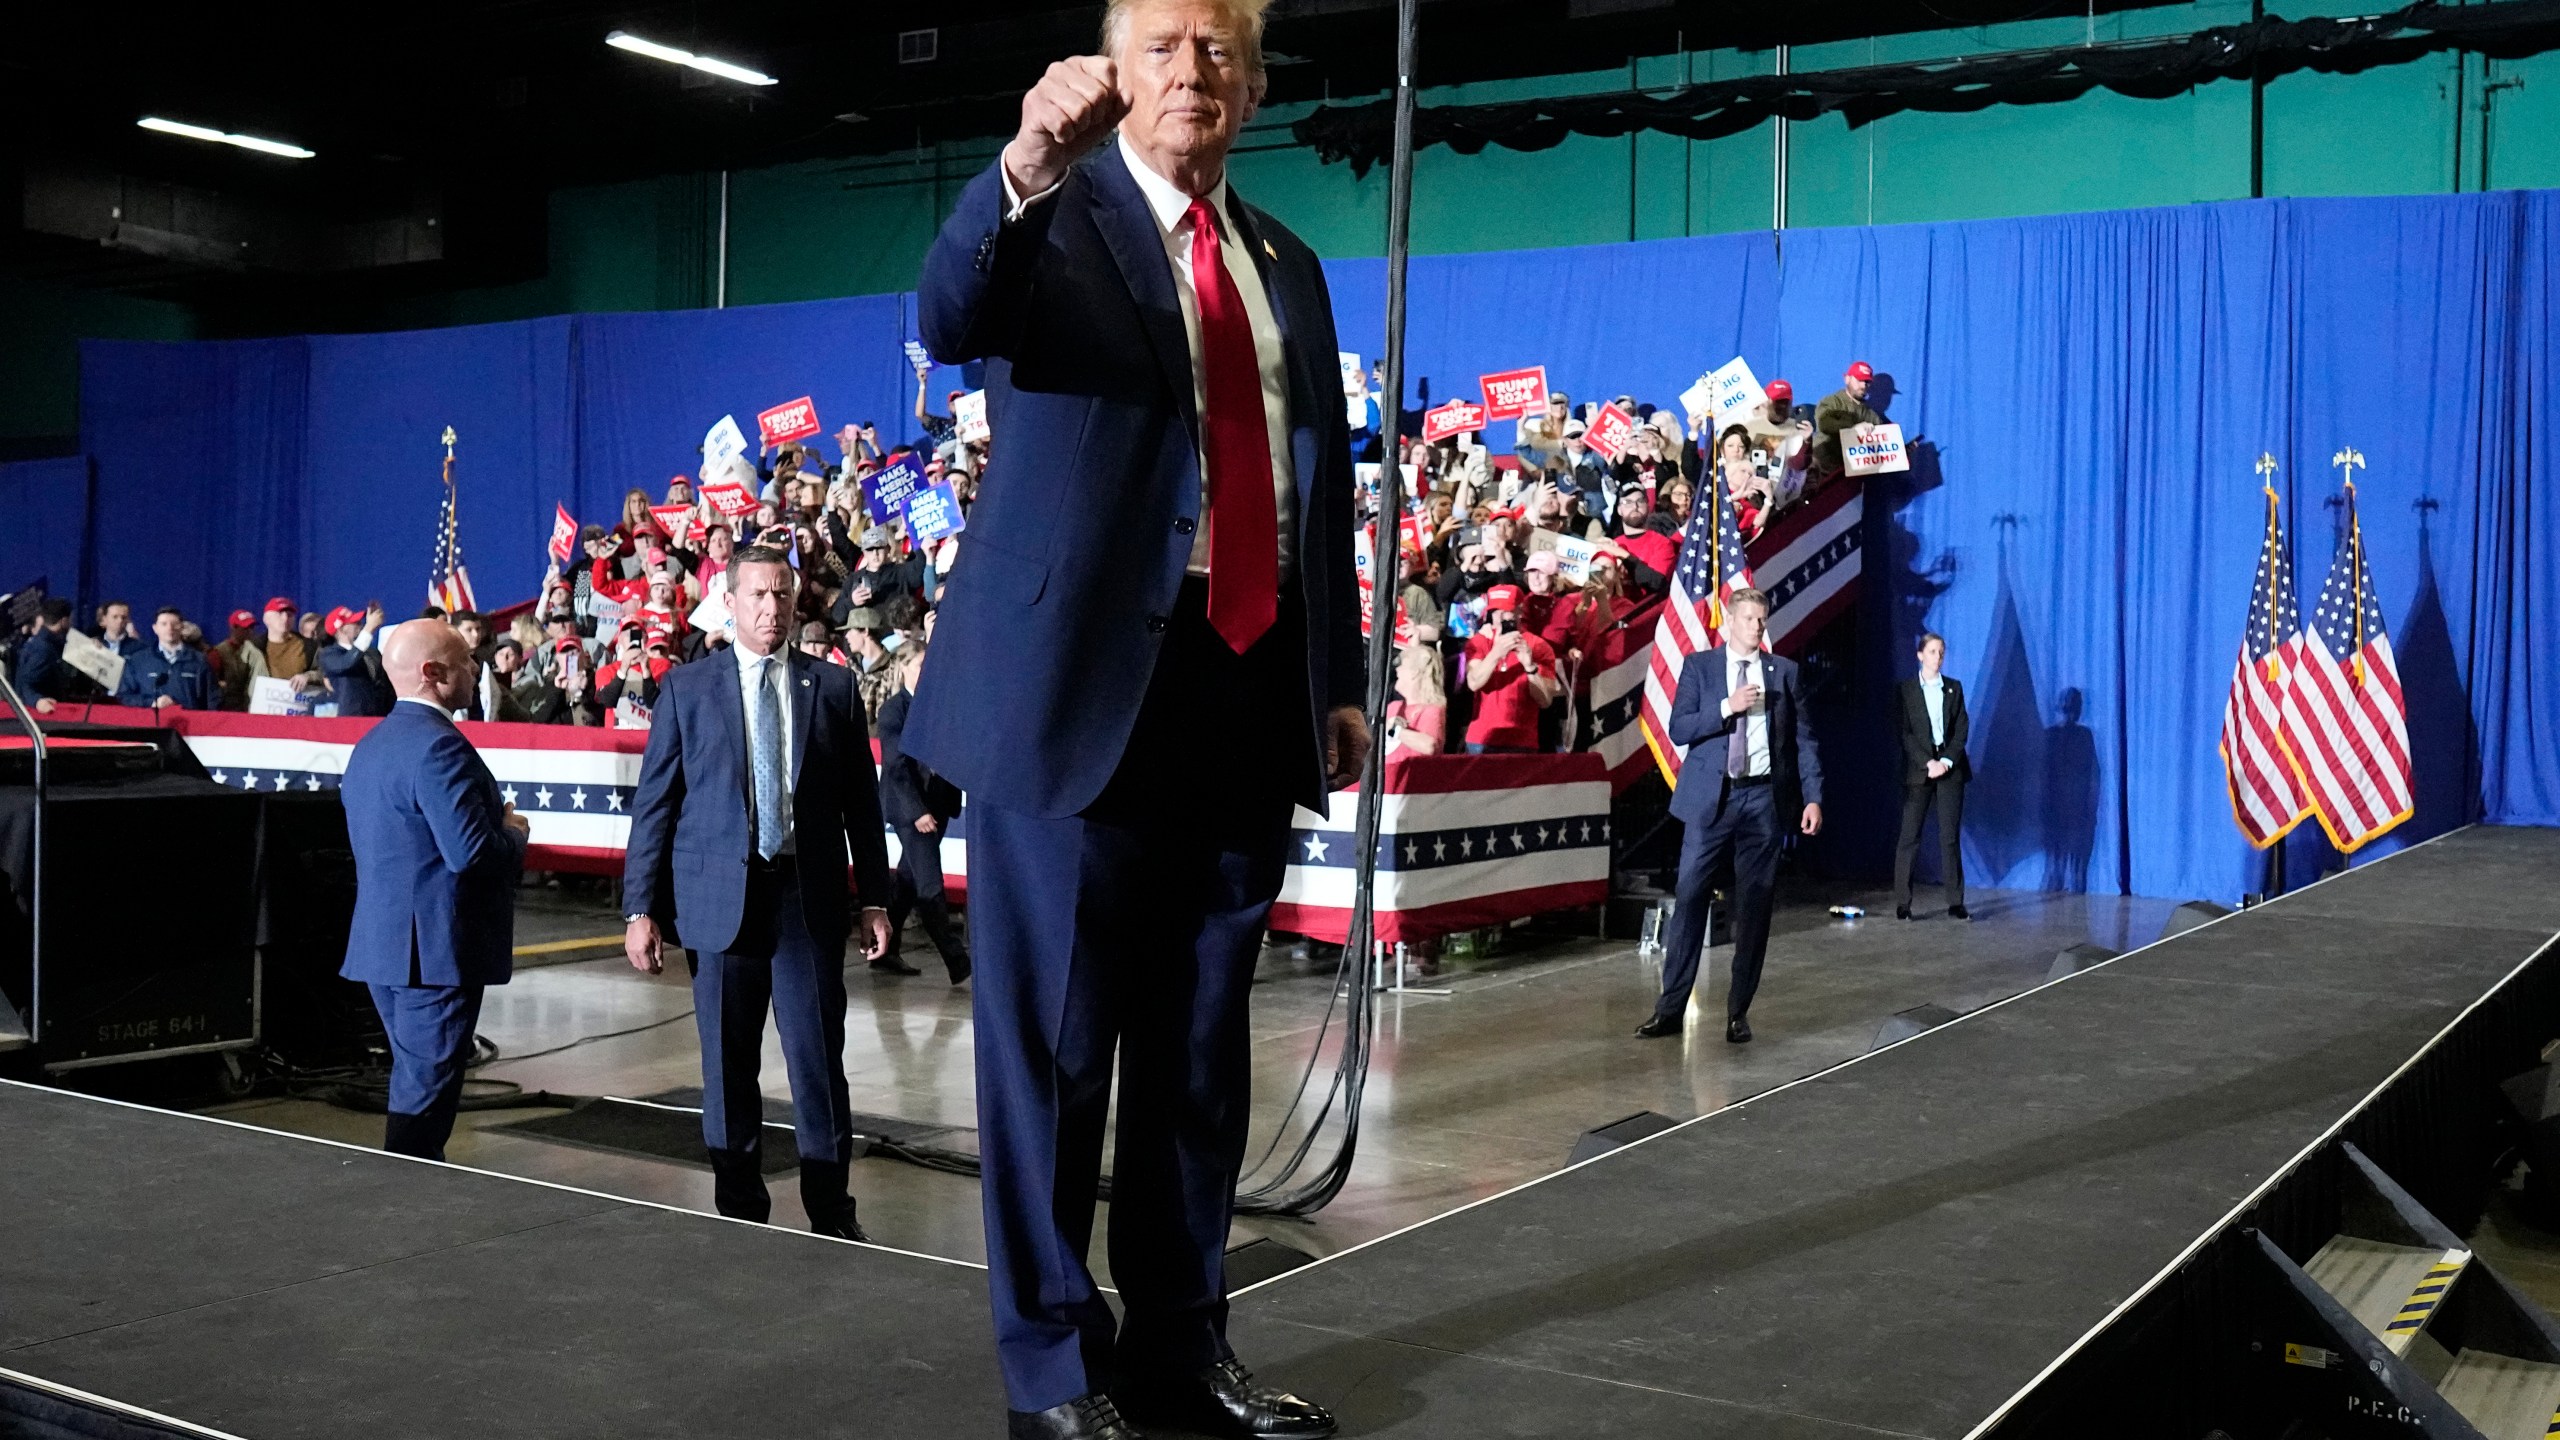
[701,481,757,519]
[548,503,578,563]
[1584,402,1639,464]
[1421,397,1487,444]
[1478,366,1549,422]
[650,505,695,546]
[756,396,822,446]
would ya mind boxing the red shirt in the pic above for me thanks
[1462,629,1557,750]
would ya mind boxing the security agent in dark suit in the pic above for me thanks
[1636,588,1824,1044]
[912,6,1364,1435]
[1894,631,1971,920]
[337,620,530,1160]
[874,646,970,983]
[621,548,897,1242]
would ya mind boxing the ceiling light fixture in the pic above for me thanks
[606,31,778,86]
[136,117,316,160]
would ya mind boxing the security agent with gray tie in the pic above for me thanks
[1636,587,1824,1043]
[621,546,897,1240]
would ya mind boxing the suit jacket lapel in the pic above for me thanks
[1225,195,1322,532]
[1087,154,1201,440]
[786,651,817,787]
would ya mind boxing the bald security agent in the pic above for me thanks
[622,547,897,1242]
[338,620,530,1161]
[913,1,1362,1435]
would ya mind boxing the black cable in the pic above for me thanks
[469,1009,698,1068]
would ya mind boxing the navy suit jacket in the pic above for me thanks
[339,701,527,987]
[1666,649,1825,827]
[908,151,1364,818]
[321,642,393,718]
[117,646,215,711]
[622,647,894,954]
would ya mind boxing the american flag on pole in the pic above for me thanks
[1633,474,1754,784]
[1582,478,1863,790]
[2277,460,2411,853]
[2219,470,2313,847]
[428,425,478,613]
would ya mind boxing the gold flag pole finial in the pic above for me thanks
[441,425,457,460]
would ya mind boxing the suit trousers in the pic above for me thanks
[1656,783,1782,1023]
[691,857,854,1180]
[969,579,1308,1413]
[1893,776,1967,909]
[888,826,968,977]
[368,982,485,1161]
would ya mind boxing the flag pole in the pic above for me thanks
[1233,0,1418,1216]
[2255,452,2285,900]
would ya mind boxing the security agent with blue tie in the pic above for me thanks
[912,5,1362,1436]
[621,547,896,1242]
[1636,588,1824,1044]
[338,620,530,1160]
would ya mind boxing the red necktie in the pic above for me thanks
[1186,197,1278,654]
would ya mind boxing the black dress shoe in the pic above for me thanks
[869,956,923,976]
[1726,1015,1753,1043]
[1947,904,1970,921]
[1008,1394,1143,1440]
[1117,1359,1334,1439]
[1894,903,1913,920]
[1632,1014,1682,1039]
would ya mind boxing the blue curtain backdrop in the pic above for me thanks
[64,190,2557,900]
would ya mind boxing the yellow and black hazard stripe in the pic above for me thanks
[2384,1255,2467,1339]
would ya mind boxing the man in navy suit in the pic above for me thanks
[338,620,529,1160]
[913,3,1364,1435]
[622,546,896,1242]
[1636,588,1824,1044]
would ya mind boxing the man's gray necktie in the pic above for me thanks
[751,658,787,859]
[1728,659,1750,778]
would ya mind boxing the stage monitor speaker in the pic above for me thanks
[1872,1003,1961,1051]
[2161,900,2234,939]
[1569,1110,1680,1164]
[2048,942,2119,982]
[1223,1236,1320,1289]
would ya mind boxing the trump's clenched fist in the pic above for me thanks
[1004,56,1126,199]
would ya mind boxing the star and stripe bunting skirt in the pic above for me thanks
[143,713,1608,942]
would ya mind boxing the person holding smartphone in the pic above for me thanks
[1460,585,1558,755]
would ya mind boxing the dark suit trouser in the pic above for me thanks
[691,856,854,1212]
[368,983,485,1162]
[1893,776,1966,909]
[970,581,1307,1413]
[1656,783,1781,1023]
[888,825,968,977]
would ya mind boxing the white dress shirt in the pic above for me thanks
[1726,648,1770,778]
[1003,136,1297,576]
[737,647,796,854]
[1919,673,1945,748]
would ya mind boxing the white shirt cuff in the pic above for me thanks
[998,144,1064,222]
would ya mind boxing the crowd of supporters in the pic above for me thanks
[1,356,1885,753]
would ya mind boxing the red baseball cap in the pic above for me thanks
[1485,584,1522,612]
[264,596,295,615]
[1765,380,1794,402]
[325,606,357,632]
[645,546,669,568]
[228,609,256,631]
[1845,361,1874,382]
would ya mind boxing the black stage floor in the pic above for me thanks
[6,825,2557,1438]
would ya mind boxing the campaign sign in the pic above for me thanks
[1551,534,1600,585]
[1584,402,1639,463]
[1339,351,1366,397]
[953,390,990,444]
[903,339,932,373]
[906,481,968,545]
[549,503,578,563]
[1842,421,1911,476]
[1422,397,1487,444]
[757,396,822,447]
[1479,366,1549,421]
[1703,355,1764,421]
[865,455,927,526]
[650,505,695,547]
[702,414,748,471]
[701,481,757,519]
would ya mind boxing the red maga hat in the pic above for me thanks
[1484,584,1522,612]
[1845,360,1874,382]
[263,596,296,614]
[228,609,257,630]
[1765,379,1794,402]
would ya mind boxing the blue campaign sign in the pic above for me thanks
[906,481,968,544]
[865,455,926,526]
